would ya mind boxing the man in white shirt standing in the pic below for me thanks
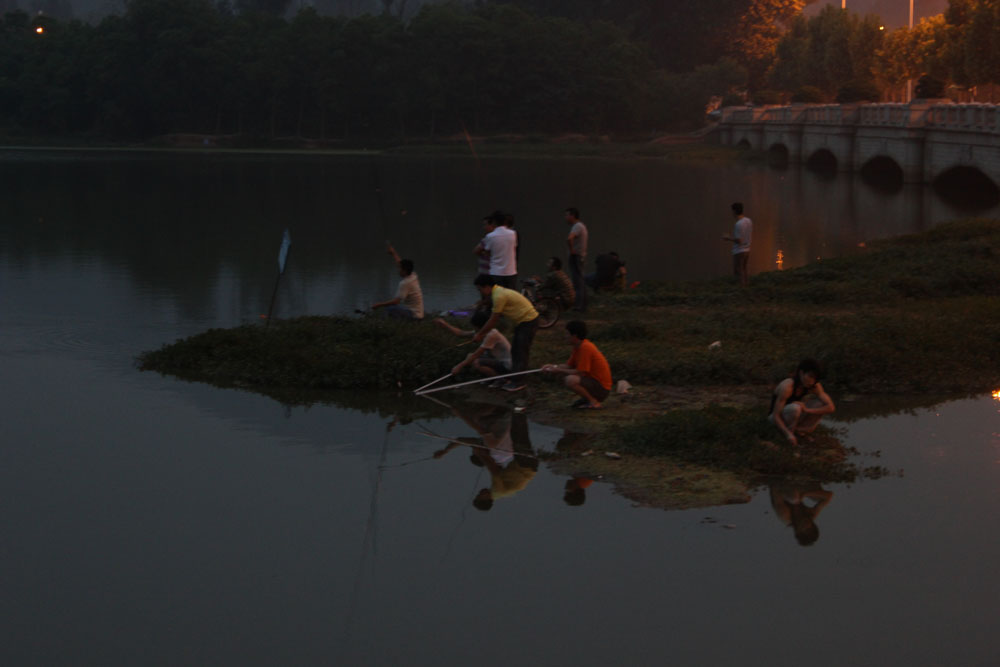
[723,201,752,287]
[565,207,588,312]
[372,243,424,319]
[475,211,518,288]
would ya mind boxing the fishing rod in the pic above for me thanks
[342,419,393,647]
[416,425,539,460]
[414,367,545,395]
[413,373,453,394]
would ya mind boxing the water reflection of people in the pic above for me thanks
[563,476,593,506]
[433,403,538,511]
[769,482,834,546]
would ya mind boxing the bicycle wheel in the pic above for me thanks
[535,298,561,329]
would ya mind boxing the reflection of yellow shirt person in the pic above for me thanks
[490,459,537,500]
[434,403,538,511]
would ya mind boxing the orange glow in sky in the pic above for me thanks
[776,249,784,270]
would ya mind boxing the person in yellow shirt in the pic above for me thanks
[472,274,539,392]
[543,320,612,409]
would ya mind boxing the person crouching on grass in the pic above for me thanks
[543,320,612,409]
[433,310,512,380]
[768,358,836,446]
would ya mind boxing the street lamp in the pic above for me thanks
[906,0,914,102]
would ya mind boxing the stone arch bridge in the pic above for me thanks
[715,102,1000,188]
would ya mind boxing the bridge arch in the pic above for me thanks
[805,148,837,175]
[716,102,1000,186]
[933,166,1000,208]
[767,143,790,168]
[860,156,904,191]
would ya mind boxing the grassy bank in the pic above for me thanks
[139,218,1000,485]
[141,218,1000,395]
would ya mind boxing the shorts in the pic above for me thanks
[580,376,610,401]
[732,251,749,276]
[476,358,511,374]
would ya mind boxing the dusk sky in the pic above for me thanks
[805,0,950,28]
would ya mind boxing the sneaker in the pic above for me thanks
[570,398,589,409]
[502,382,525,392]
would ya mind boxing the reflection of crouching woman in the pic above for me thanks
[768,359,836,446]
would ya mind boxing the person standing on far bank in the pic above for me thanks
[723,201,752,287]
[565,207,588,311]
[475,211,518,289]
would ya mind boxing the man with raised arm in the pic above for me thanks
[371,243,424,320]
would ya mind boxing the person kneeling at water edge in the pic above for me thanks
[433,311,512,379]
[768,358,836,446]
[472,274,539,392]
[543,320,612,409]
[371,243,423,320]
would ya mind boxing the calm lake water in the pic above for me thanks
[1,150,998,666]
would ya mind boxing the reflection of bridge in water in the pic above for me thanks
[716,102,1000,188]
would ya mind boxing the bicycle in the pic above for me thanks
[519,278,562,329]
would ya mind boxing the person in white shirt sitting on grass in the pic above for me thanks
[371,243,424,320]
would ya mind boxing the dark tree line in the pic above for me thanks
[0,0,757,141]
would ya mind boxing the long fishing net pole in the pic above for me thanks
[414,368,544,395]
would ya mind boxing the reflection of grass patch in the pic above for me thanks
[613,404,859,481]
[550,453,752,511]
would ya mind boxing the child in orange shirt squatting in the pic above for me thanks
[543,320,612,409]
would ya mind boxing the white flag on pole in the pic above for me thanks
[278,229,291,274]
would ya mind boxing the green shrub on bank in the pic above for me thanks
[139,316,462,390]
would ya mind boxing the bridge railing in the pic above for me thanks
[857,104,914,127]
[801,104,860,124]
[719,106,773,123]
[925,104,1000,132]
[718,102,1000,135]
[759,105,807,123]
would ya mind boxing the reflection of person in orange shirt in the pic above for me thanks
[563,476,593,506]
[543,320,612,409]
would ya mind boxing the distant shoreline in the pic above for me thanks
[0,131,746,161]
